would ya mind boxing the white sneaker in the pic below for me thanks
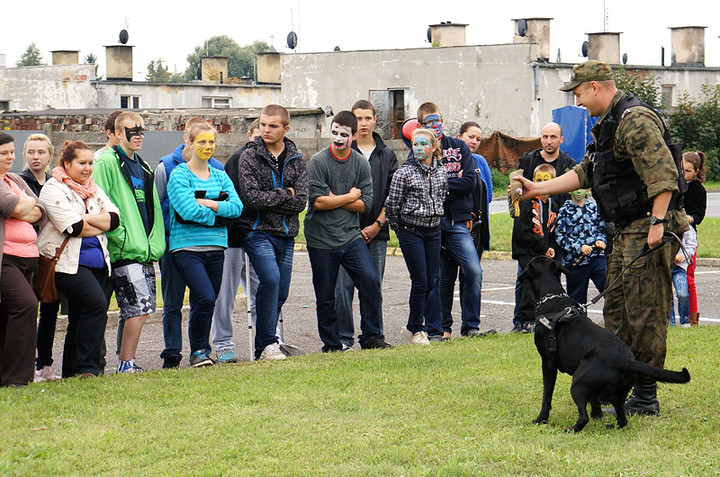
[36,365,59,381]
[259,342,287,361]
[402,327,430,345]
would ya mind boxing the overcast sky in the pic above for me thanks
[2,0,719,79]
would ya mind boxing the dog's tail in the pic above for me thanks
[622,360,690,383]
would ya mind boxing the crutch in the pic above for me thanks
[245,250,254,361]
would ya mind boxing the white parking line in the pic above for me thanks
[694,270,720,275]
[482,286,516,292]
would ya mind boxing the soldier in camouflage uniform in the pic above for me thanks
[516,60,689,416]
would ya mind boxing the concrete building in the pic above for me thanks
[280,21,720,138]
[0,43,280,112]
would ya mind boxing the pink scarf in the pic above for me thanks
[52,166,98,199]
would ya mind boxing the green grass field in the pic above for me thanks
[2,327,717,475]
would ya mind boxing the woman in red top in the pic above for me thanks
[0,132,46,387]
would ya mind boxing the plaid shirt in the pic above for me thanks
[385,158,447,230]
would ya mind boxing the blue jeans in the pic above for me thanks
[159,251,186,360]
[670,265,689,326]
[172,250,224,354]
[566,255,607,304]
[308,238,384,352]
[242,232,294,359]
[397,226,442,335]
[438,218,482,334]
[334,238,388,346]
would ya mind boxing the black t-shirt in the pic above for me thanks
[276,148,287,172]
[118,147,151,236]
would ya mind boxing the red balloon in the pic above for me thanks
[401,118,420,140]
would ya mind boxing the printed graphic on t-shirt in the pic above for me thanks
[442,147,462,174]
[131,175,146,203]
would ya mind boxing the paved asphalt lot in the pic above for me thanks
[47,252,720,374]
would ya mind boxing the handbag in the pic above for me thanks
[33,235,71,303]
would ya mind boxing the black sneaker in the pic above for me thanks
[511,323,524,333]
[522,321,536,334]
[162,356,182,369]
[361,337,393,350]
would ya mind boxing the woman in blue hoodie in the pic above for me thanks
[167,121,243,367]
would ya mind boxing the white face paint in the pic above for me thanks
[330,123,353,151]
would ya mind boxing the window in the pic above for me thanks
[201,96,232,109]
[0,100,9,111]
[662,85,675,109]
[120,95,140,109]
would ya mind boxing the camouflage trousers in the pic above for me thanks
[603,231,678,368]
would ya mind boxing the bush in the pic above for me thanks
[491,167,509,196]
[669,83,720,181]
[612,67,662,109]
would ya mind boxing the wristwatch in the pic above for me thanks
[649,216,667,225]
[375,219,387,228]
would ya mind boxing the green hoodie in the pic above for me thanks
[92,146,165,264]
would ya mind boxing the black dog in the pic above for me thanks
[519,256,690,432]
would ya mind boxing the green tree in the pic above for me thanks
[16,42,45,67]
[183,36,271,80]
[669,84,720,181]
[84,53,99,76]
[612,67,662,110]
[146,58,172,82]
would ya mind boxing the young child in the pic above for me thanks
[670,226,697,327]
[385,128,448,345]
[304,111,390,352]
[554,188,607,305]
[511,163,558,333]
[682,150,707,326]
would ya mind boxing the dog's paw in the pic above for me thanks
[533,418,548,425]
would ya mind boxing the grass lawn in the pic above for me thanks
[2,327,717,475]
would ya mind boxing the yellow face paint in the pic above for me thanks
[534,172,553,183]
[194,132,215,160]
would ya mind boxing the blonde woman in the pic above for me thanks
[385,128,448,345]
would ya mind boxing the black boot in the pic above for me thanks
[624,377,660,416]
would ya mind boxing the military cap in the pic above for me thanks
[559,60,613,91]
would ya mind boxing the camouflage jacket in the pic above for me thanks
[574,90,688,235]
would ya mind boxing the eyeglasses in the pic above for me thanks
[423,118,442,127]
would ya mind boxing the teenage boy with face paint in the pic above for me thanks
[236,105,308,361]
[555,188,607,304]
[334,100,399,350]
[154,117,226,369]
[511,163,558,333]
[93,112,166,373]
[413,102,484,339]
[304,111,391,352]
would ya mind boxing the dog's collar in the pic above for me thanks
[535,293,571,309]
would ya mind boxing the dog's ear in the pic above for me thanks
[549,259,570,278]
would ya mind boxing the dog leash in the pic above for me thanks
[583,231,688,309]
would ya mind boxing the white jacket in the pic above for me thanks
[37,178,119,275]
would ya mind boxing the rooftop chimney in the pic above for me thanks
[512,18,552,61]
[201,56,229,83]
[105,45,133,81]
[670,26,706,66]
[51,50,79,65]
[586,32,621,64]
[256,52,281,84]
[429,22,467,47]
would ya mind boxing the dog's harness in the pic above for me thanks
[535,294,582,372]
